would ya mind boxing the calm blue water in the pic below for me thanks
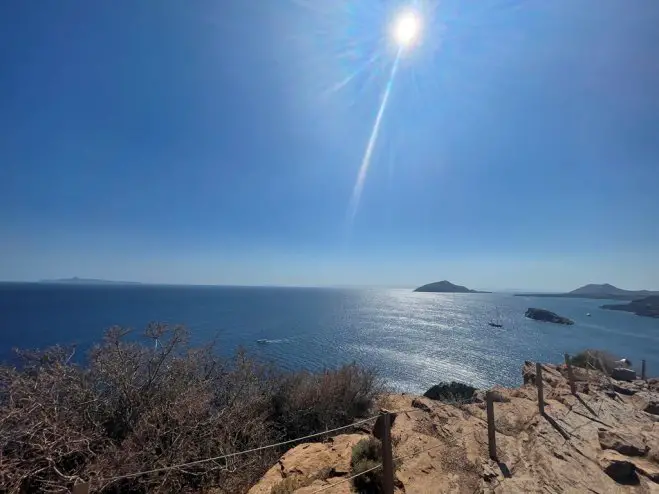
[1,284,657,393]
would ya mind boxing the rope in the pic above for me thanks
[102,414,380,483]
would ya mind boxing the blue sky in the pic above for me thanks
[1,0,658,290]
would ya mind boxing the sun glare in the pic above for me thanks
[393,10,421,48]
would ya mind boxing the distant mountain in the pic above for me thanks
[516,283,659,301]
[569,283,655,298]
[414,280,488,293]
[39,277,141,285]
[602,295,659,318]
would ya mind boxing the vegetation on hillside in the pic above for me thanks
[570,349,620,374]
[350,437,387,493]
[0,325,381,493]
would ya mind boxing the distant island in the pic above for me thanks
[414,280,489,293]
[601,295,659,318]
[515,283,659,301]
[39,277,141,285]
[525,308,574,325]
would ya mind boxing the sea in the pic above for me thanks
[1,284,657,393]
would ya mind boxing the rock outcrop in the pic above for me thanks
[423,381,476,402]
[414,280,488,293]
[249,362,659,493]
[602,296,659,318]
[612,367,638,382]
[525,307,574,325]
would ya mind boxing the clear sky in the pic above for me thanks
[1,0,658,291]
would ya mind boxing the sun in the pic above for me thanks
[393,10,421,48]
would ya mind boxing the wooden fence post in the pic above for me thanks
[486,391,497,461]
[536,362,545,414]
[564,353,576,395]
[381,413,394,494]
[641,359,646,381]
[72,482,90,494]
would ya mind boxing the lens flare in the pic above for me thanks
[347,6,424,225]
[348,52,401,223]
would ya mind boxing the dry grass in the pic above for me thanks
[0,325,381,493]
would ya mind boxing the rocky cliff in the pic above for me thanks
[602,296,659,318]
[249,363,659,493]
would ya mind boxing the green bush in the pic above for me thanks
[350,437,386,493]
[0,325,380,493]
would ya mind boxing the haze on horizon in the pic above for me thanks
[1,1,658,293]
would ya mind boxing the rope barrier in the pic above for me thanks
[101,414,381,484]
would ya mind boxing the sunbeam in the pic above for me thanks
[347,50,401,224]
[347,6,424,224]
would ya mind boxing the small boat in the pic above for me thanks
[488,322,503,328]
[256,339,268,344]
[586,313,591,317]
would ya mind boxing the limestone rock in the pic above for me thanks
[411,398,432,412]
[635,457,659,482]
[247,434,366,494]
[249,361,659,494]
[598,429,648,456]
[613,382,638,395]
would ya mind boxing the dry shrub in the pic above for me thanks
[271,364,382,440]
[0,325,380,493]
[570,349,619,375]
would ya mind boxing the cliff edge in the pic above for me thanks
[249,363,659,493]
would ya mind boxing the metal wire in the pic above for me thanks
[102,414,381,483]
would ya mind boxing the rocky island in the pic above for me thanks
[602,295,659,318]
[525,307,574,325]
[516,283,659,301]
[39,277,141,285]
[414,280,488,293]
